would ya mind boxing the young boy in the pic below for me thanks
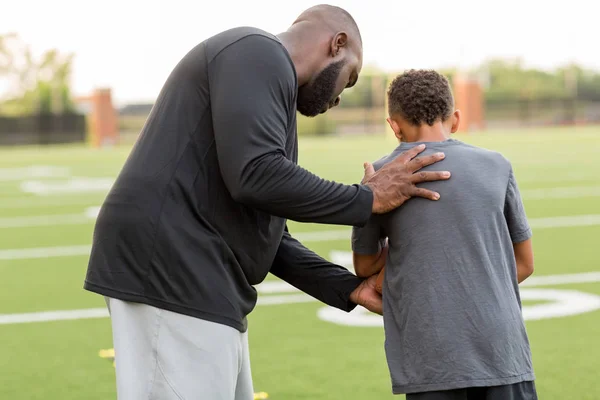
[352,70,537,400]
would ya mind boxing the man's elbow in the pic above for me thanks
[229,186,256,204]
[228,175,262,205]
[228,159,272,205]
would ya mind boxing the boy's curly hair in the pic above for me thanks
[387,69,454,126]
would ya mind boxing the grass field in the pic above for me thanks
[1,126,599,399]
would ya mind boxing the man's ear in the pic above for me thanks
[387,117,402,140]
[450,110,461,134]
[330,32,348,57]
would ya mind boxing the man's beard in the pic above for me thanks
[297,60,345,117]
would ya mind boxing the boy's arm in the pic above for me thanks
[505,166,534,283]
[514,239,534,283]
[351,216,387,278]
[352,242,388,278]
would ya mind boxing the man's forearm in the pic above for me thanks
[270,229,362,312]
[227,154,373,227]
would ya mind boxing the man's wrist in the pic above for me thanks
[347,275,365,308]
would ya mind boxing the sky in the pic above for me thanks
[1,0,596,105]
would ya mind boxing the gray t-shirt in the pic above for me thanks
[352,139,534,394]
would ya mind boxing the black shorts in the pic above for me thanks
[406,381,538,400]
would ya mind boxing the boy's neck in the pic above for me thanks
[402,128,450,143]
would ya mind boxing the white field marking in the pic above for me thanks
[0,245,91,261]
[519,171,600,184]
[520,289,600,321]
[3,213,600,261]
[84,206,101,219]
[0,232,350,261]
[292,230,352,242]
[0,166,70,181]
[330,250,353,270]
[317,306,384,327]
[0,214,89,229]
[521,272,600,287]
[317,288,600,327]
[256,281,296,294]
[2,184,598,210]
[0,294,317,325]
[4,285,600,326]
[20,177,114,196]
[522,185,600,200]
[0,308,109,325]
[335,250,600,288]
[0,207,99,229]
[529,214,600,229]
[256,294,315,306]
[254,270,600,297]
[4,210,599,237]
[297,213,600,242]
[0,196,104,210]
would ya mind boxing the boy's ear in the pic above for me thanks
[450,110,461,134]
[386,117,402,140]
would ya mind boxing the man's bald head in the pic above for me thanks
[292,4,362,47]
[279,5,363,117]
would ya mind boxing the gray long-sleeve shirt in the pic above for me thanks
[84,27,373,332]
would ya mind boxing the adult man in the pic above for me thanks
[84,4,450,400]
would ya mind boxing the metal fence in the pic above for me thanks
[484,99,600,129]
[116,99,600,138]
[0,113,87,146]
[317,99,600,134]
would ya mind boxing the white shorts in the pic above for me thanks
[105,297,254,400]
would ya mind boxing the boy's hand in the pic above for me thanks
[375,267,385,294]
[350,274,382,315]
[362,144,450,214]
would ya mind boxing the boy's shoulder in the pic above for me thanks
[453,139,510,160]
[452,140,513,171]
[372,139,512,172]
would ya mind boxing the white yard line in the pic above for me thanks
[521,272,600,287]
[529,214,600,229]
[2,213,600,260]
[1,270,599,326]
[3,209,600,234]
[19,178,114,196]
[0,166,70,181]
[0,245,91,261]
[0,308,109,325]
[0,207,99,229]
[0,295,317,325]
[522,185,600,200]
[0,214,91,229]
[2,184,598,211]
[0,197,104,210]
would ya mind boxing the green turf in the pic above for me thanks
[1,125,599,399]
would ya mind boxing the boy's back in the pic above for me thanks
[353,139,535,394]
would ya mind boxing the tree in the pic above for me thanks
[0,33,75,115]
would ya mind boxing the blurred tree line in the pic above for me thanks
[337,60,600,110]
[0,33,75,116]
[3,32,599,135]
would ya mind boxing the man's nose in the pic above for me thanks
[332,96,341,107]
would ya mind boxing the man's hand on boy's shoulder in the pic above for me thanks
[362,144,451,214]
